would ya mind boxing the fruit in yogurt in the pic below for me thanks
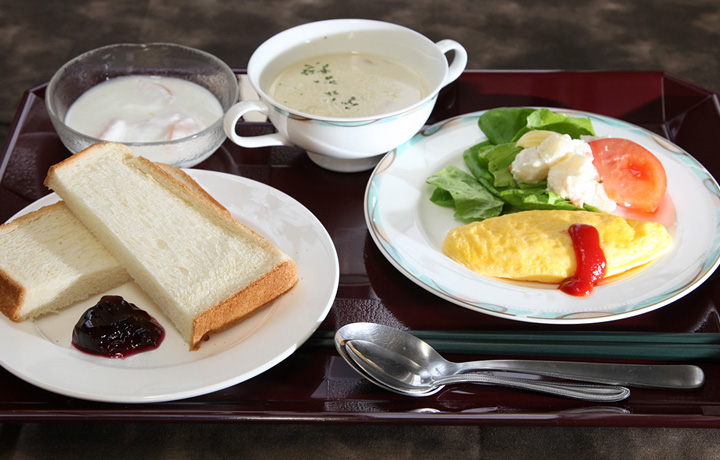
[65,75,223,143]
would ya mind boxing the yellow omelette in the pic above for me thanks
[442,210,672,283]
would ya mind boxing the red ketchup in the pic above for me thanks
[559,224,607,297]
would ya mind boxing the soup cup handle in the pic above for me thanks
[435,39,468,88]
[224,100,293,148]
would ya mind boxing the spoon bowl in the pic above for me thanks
[342,342,443,396]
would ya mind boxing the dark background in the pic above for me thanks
[1,0,720,458]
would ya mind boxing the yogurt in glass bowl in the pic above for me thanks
[46,43,239,167]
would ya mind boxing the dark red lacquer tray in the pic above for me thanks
[2,71,720,426]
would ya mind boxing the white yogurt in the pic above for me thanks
[65,75,224,143]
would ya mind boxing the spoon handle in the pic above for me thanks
[436,374,630,402]
[455,360,704,389]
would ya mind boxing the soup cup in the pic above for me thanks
[224,19,467,172]
[46,43,239,167]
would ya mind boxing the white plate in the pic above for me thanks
[0,170,339,403]
[365,109,720,324]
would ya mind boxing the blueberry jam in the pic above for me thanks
[72,295,165,358]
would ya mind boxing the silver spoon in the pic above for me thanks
[335,323,705,389]
[339,338,629,400]
[345,339,631,401]
[336,332,628,400]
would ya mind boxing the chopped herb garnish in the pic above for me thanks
[302,62,337,83]
[341,96,358,107]
[301,62,331,77]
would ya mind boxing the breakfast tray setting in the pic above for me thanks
[2,70,720,427]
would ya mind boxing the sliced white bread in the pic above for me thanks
[0,163,224,323]
[45,142,298,349]
[0,201,130,321]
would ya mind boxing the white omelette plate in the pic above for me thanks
[365,109,720,324]
[0,170,339,403]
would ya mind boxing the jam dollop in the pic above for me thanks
[72,295,165,358]
[559,223,607,297]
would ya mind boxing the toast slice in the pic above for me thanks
[45,142,298,349]
[0,163,225,323]
[0,201,131,321]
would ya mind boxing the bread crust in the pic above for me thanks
[0,267,25,322]
[191,259,298,349]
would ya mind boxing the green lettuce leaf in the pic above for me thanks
[513,108,596,140]
[427,107,600,221]
[478,107,596,143]
[477,107,535,145]
[426,165,504,220]
[484,143,522,188]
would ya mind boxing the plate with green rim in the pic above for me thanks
[364,108,720,324]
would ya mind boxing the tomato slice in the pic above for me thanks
[590,138,667,213]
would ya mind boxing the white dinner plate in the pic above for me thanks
[365,109,720,324]
[0,170,339,403]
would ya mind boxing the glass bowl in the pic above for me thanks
[46,43,239,167]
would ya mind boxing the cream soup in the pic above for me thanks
[267,52,429,118]
[65,75,223,143]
